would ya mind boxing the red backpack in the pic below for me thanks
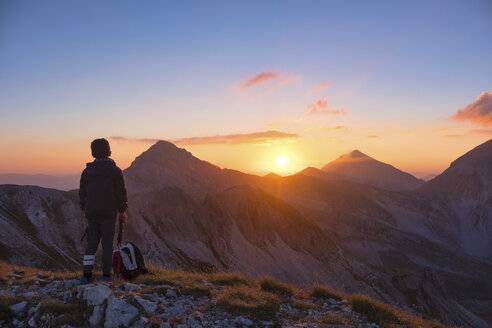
[112,221,148,280]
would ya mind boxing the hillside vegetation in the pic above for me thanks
[0,261,452,328]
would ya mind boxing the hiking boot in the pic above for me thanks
[100,275,113,282]
[80,276,93,285]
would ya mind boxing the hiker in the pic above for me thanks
[79,138,128,283]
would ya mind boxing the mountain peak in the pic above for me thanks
[341,149,371,160]
[320,149,424,191]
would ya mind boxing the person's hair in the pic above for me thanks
[91,138,111,159]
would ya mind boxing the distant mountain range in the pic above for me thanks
[1,139,491,327]
[0,173,79,191]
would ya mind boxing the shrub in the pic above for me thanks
[259,277,294,296]
[350,294,399,325]
[218,286,280,320]
[309,285,344,301]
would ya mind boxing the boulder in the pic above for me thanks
[9,301,28,316]
[104,296,139,328]
[77,283,112,306]
[134,295,158,313]
[124,282,141,292]
[90,305,104,326]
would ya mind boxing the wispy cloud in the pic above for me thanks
[470,128,492,135]
[241,71,280,89]
[109,136,160,143]
[308,81,333,94]
[367,135,379,138]
[110,130,299,146]
[451,91,492,126]
[306,97,348,115]
[305,125,347,132]
[173,130,299,145]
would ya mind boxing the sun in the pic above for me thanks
[275,155,289,167]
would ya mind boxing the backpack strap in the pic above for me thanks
[124,243,138,270]
[117,219,123,246]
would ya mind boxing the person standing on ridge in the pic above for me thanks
[79,138,128,283]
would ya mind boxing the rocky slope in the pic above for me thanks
[0,264,451,328]
[1,139,492,327]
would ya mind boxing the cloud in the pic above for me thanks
[470,128,492,135]
[367,135,379,138]
[173,130,299,145]
[451,91,492,125]
[305,125,347,132]
[241,71,280,89]
[308,81,333,94]
[306,97,348,115]
[109,136,160,143]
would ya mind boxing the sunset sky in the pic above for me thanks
[1,1,491,177]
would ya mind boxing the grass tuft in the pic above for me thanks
[207,272,256,287]
[218,286,280,320]
[350,294,399,325]
[321,313,346,325]
[291,298,318,311]
[309,285,344,301]
[259,277,294,296]
[135,265,211,297]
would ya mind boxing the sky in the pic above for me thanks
[1,0,491,177]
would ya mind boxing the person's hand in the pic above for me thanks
[118,212,128,224]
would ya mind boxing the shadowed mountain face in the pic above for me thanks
[123,140,260,197]
[309,150,425,191]
[1,139,492,327]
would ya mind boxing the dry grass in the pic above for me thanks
[135,265,211,297]
[349,294,450,328]
[321,313,346,325]
[0,261,79,284]
[259,277,295,296]
[310,285,345,301]
[291,298,318,311]
[217,286,280,320]
[350,294,399,325]
[206,272,256,287]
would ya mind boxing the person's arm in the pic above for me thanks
[79,169,88,214]
[114,168,128,222]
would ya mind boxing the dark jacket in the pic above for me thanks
[79,159,128,219]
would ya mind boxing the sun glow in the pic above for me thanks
[276,155,289,167]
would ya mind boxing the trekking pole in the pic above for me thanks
[117,219,124,246]
[80,227,87,242]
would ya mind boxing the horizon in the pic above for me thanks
[1,1,491,177]
[1,137,490,181]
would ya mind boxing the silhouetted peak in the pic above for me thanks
[450,138,492,168]
[264,172,282,179]
[345,149,370,159]
[126,140,201,170]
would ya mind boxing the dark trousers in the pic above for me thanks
[83,218,116,276]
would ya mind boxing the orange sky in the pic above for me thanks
[1,119,489,179]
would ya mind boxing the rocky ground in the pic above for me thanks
[0,265,450,328]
